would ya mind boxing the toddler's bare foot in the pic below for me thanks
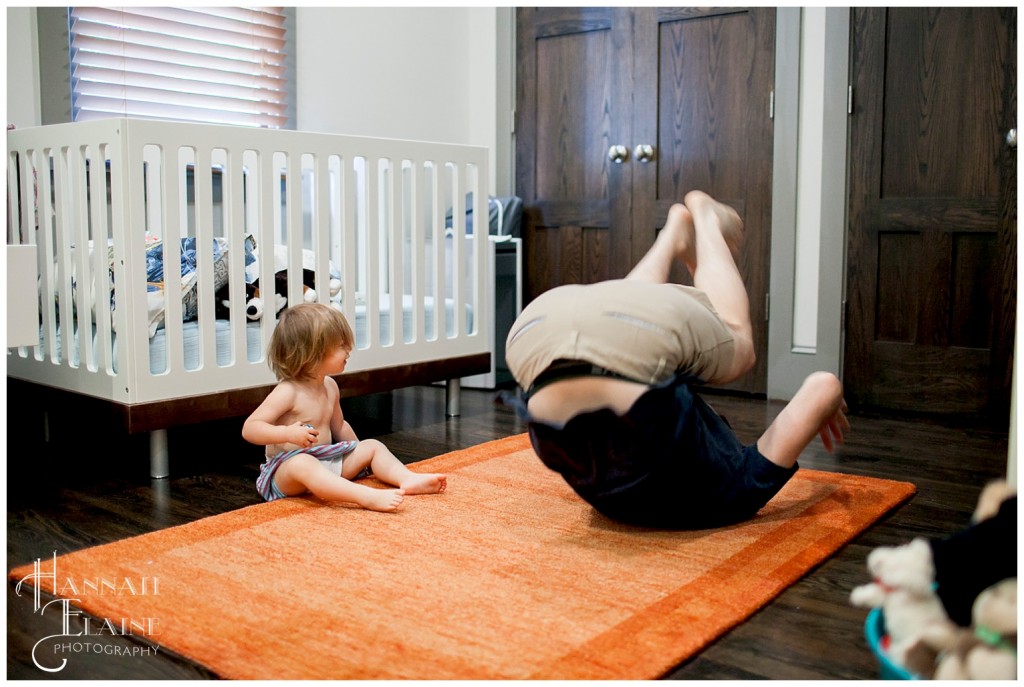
[400,473,447,495]
[684,190,745,259]
[358,487,405,512]
[663,203,697,270]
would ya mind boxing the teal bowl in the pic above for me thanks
[864,608,919,680]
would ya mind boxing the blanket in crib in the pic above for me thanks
[51,235,347,339]
[143,235,254,337]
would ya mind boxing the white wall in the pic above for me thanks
[295,7,509,195]
[6,7,42,128]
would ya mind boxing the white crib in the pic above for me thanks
[7,119,491,476]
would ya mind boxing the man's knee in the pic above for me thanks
[733,334,756,377]
[804,371,843,403]
[667,202,688,223]
[713,333,755,384]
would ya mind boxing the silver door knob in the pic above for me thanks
[1007,128,1017,149]
[608,145,628,164]
[634,144,655,162]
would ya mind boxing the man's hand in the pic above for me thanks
[818,399,850,453]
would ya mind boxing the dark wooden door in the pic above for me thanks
[845,8,1016,417]
[631,7,775,394]
[515,8,636,299]
[516,7,776,393]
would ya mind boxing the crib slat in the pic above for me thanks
[451,164,465,338]
[70,144,91,370]
[89,144,115,374]
[15,148,33,249]
[313,152,331,308]
[341,155,358,341]
[53,146,75,368]
[35,149,59,362]
[285,149,303,315]
[6,149,17,246]
[387,157,403,346]
[256,148,279,354]
[161,148,186,375]
[365,157,381,348]
[470,166,486,338]
[225,146,248,363]
[119,134,151,389]
[409,160,425,343]
[431,160,447,343]
[108,130,136,392]
[68,144,93,372]
[193,145,217,369]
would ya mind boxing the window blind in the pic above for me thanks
[69,6,288,128]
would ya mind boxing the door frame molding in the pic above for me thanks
[766,7,851,400]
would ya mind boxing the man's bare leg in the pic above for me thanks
[683,190,754,383]
[626,203,695,284]
[757,372,849,468]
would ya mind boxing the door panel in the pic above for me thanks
[516,8,634,301]
[633,7,775,393]
[845,7,1016,417]
[654,12,763,200]
[880,10,1004,199]
[535,29,611,201]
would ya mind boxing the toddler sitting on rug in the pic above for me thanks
[243,303,446,511]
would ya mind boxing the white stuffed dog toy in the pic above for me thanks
[850,537,955,669]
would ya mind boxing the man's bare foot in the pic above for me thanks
[400,473,447,495]
[358,487,405,512]
[684,190,744,259]
[664,203,697,270]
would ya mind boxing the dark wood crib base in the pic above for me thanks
[8,352,490,477]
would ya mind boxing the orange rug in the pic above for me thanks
[10,434,914,679]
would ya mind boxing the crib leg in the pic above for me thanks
[150,429,170,479]
[445,378,461,417]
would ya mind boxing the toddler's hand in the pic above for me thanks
[288,422,318,448]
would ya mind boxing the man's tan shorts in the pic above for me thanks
[505,280,736,391]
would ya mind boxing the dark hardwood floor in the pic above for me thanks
[6,384,1011,679]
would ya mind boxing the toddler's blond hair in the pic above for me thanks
[268,303,354,381]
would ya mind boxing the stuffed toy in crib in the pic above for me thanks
[215,240,342,321]
[235,269,341,321]
[214,280,278,321]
